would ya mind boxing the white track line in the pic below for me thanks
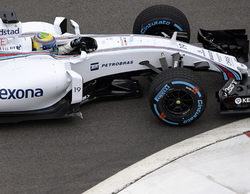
[82,118,250,194]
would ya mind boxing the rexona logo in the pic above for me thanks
[0,88,43,100]
[0,28,20,36]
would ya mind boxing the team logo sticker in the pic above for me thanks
[234,97,250,105]
[90,62,99,71]
[235,98,242,105]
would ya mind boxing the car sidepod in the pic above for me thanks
[0,54,81,122]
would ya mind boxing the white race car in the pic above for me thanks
[0,5,248,125]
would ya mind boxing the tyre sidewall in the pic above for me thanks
[151,78,205,125]
[138,18,189,41]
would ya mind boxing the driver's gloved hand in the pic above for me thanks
[70,37,86,51]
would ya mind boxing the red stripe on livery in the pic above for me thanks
[245,131,250,138]
[216,64,234,79]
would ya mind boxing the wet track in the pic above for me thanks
[0,0,250,193]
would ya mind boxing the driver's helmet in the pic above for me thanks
[33,32,56,52]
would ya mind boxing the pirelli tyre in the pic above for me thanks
[149,68,206,126]
[133,5,190,42]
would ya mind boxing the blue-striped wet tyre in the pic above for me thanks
[133,5,190,42]
[149,68,207,126]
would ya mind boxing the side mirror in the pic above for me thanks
[69,51,87,64]
[80,51,87,59]
[54,17,67,35]
[0,10,19,24]
[70,19,80,35]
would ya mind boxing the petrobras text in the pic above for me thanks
[102,60,133,68]
[91,60,134,71]
[0,88,43,100]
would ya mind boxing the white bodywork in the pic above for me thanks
[0,18,247,112]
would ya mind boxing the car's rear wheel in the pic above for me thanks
[133,5,191,42]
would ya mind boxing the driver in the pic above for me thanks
[32,32,95,54]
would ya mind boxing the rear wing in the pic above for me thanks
[198,29,249,63]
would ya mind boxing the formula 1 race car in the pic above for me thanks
[0,5,249,125]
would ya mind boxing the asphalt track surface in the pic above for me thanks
[0,0,249,194]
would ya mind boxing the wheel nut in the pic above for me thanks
[176,100,181,104]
